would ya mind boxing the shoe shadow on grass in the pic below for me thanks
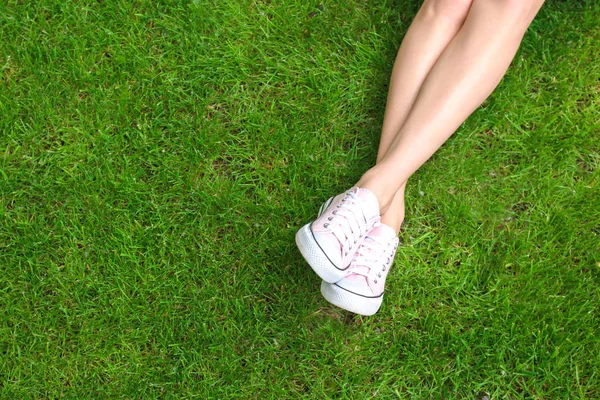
[246,225,363,326]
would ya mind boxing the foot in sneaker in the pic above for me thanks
[320,223,399,316]
[296,187,380,283]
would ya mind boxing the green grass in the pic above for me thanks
[1,0,599,398]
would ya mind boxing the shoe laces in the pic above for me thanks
[348,234,397,284]
[322,191,376,256]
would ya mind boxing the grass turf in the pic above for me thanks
[1,0,599,398]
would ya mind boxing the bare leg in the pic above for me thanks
[358,0,545,214]
[376,0,474,233]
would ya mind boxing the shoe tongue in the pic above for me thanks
[353,187,380,219]
[368,223,397,241]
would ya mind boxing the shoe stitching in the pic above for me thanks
[332,282,384,299]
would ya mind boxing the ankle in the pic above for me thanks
[380,210,404,235]
[355,169,397,214]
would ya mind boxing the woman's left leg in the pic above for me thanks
[319,0,545,315]
[357,0,545,213]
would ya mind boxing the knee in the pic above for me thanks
[420,0,474,25]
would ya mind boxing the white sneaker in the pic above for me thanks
[321,223,399,316]
[296,187,380,283]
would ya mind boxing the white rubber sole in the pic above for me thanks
[320,281,383,316]
[295,224,347,283]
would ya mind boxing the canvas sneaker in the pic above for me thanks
[296,187,380,283]
[320,223,399,316]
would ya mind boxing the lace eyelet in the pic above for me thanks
[374,280,378,284]
[328,217,333,221]
[323,223,329,228]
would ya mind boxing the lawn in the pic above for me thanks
[1,0,599,398]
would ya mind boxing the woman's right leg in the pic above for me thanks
[377,0,475,233]
[296,0,474,288]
